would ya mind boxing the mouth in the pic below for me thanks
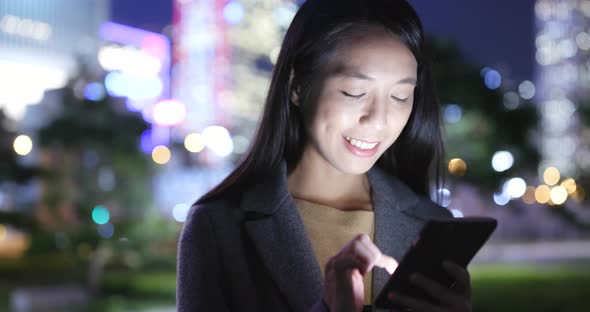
[343,136,381,158]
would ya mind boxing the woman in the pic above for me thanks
[177,0,472,311]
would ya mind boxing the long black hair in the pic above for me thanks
[197,0,445,205]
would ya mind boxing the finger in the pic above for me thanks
[410,273,459,306]
[375,254,398,274]
[443,261,471,295]
[388,291,442,312]
[349,237,377,274]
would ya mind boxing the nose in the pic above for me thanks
[359,95,387,130]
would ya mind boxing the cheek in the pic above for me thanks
[312,99,357,133]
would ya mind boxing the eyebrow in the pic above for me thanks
[329,65,417,86]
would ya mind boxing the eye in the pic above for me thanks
[392,95,410,102]
[341,91,366,98]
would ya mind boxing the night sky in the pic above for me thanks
[111,0,536,82]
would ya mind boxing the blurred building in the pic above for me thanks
[534,0,590,176]
[0,0,109,121]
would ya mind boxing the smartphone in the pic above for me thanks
[374,217,497,309]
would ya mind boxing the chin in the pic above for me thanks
[334,158,376,175]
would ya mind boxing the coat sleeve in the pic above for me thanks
[177,205,230,312]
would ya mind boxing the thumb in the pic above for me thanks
[374,254,398,274]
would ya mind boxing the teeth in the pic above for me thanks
[345,136,378,150]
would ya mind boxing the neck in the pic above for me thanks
[287,147,373,211]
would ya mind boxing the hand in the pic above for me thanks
[324,233,398,312]
[387,260,472,312]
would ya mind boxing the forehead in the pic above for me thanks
[326,30,418,81]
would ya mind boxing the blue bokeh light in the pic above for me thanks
[97,222,115,239]
[223,1,244,25]
[484,69,502,90]
[84,82,106,101]
[443,104,463,124]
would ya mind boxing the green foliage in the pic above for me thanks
[430,38,540,189]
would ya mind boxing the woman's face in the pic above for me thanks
[302,29,418,175]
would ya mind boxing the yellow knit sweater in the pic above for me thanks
[293,198,375,305]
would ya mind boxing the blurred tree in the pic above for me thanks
[430,38,540,189]
[36,73,152,232]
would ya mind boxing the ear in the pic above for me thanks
[289,68,300,107]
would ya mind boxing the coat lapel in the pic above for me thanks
[240,161,441,310]
[242,162,324,311]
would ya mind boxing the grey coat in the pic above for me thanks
[176,161,452,312]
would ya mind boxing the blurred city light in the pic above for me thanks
[223,0,244,25]
[231,135,250,154]
[503,178,527,198]
[273,3,298,28]
[443,104,462,123]
[437,188,451,207]
[492,150,514,172]
[152,145,171,164]
[172,203,190,222]
[450,209,464,218]
[152,99,187,126]
[13,135,33,156]
[483,68,502,90]
[535,185,552,204]
[92,205,110,225]
[493,191,510,206]
[518,80,536,99]
[84,82,106,101]
[543,166,561,185]
[550,185,568,205]
[576,31,590,50]
[561,178,577,194]
[97,222,115,239]
[448,158,467,176]
[104,71,163,100]
[503,91,520,110]
[184,133,205,153]
[202,126,233,157]
[98,45,163,77]
[522,186,537,204]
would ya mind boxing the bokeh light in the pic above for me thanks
[202,126,234,157]
[535,185,551,204]
[92,205,110,225]
[184,133,205,153]
[543,166,561,186]
[97,222,115,239]
[504,178,527,198]
[448,158,467,176]
[560,178,577,194]
[493,191,510,206]
[550,185,568,205]
[522,186,536,204]
[518,80,536,100]
[84,82,106,101]
[483,68,502,90]
[152,99,187,126]
[152,145,171,164]
[13,135,33,156]
[437,188,451,208]
[503,91,520,110]
[443,104,462,124]
[173,203,190,222]
[450,209,464,218]
[492,151,514,172]
[223,0,244,25]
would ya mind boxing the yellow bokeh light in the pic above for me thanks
[534,185,551,204]
[152,145,171,164]
[560,178,576,194]
[550,185,568,205]
[0,224,6,241]
[184,133,205,153]
[522,186,536,204]
[571,185,585,203]
[13,135,33,156]
[448,158,467,176]
[543,166,560,186]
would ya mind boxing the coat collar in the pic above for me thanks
[241,160,433,310]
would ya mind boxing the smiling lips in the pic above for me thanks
[343,136,380,157]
